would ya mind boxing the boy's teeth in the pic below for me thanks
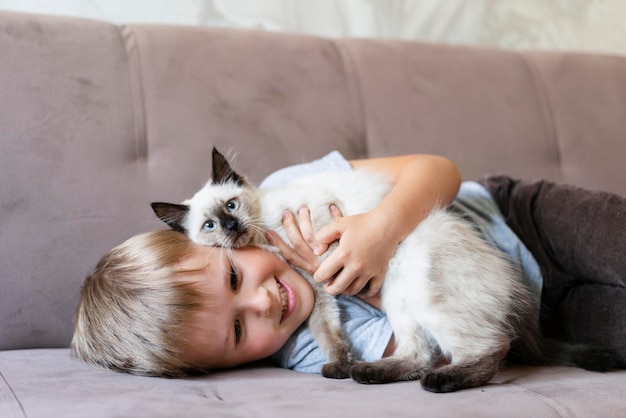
[277,281,287,316]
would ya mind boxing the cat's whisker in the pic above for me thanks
[214,246,229,277]
[224,246,236,272]
[247,222,268,245]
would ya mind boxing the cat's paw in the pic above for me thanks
[421,370,466,393]
[351,360,421,384]
[421,370,452,393]
[321,361,352,379]
[350,362,379,384]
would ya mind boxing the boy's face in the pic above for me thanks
[179,244,315,370]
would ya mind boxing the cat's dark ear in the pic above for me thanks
[212,147,246,186]
[151,202,189,233]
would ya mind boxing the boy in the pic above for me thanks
[73,152,461,376]
[72,152,626,376]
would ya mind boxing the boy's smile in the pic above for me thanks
[277,277,296,322]
[178,243,315,370]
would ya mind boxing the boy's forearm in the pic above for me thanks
[352,155,461,243]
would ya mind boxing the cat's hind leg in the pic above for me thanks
[421,348,506,393]
[351,324,437,384]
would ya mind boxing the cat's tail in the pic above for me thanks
[508,322,625,372]
[504,280,624,371]
[536,339,623,371]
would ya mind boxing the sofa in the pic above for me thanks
[1,9,625,417]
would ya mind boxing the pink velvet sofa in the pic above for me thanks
[1,10,625,417]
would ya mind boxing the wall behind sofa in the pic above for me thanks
[0,0,625,56]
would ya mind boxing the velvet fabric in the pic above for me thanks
[1,10,625,416]
[2,349,626,418]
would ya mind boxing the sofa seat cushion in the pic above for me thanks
[1,349,626,417]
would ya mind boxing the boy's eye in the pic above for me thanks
[226,199,239,212]
[230,266,238,291]
[234,320,242,344]
[203,220,217,231]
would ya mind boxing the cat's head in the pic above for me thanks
[151,147,263,248]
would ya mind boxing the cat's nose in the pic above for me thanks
[221,215,239,232]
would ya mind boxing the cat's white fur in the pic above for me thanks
[257,170,523,388]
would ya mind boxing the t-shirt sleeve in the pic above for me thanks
[270,295,392,374]
[259,151,352,189]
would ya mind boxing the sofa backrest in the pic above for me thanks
[1,10,625,350]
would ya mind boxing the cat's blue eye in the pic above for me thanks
[234,319,242,344]
[226,199,239,212]
[203,220,217,231]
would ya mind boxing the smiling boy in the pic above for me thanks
[73,152,458,376]
[72,151,626,377]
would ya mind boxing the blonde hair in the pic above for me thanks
[72,230,207,377]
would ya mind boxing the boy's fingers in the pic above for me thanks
[314,222,344,255]
[313,251,343,283]
[267,229,312,269]
[297,207,316,245]
[278,211,302,244]
[281,209,301,242]
[329,204,343,220]
[314,250,345,285]
[367,280,382,297]
[265,230,276,245]
[280,210,308,251]
[358,277,382,298]
[323,266,357,295]
[346,277,374,296]
[266,230,296,261]
[339,276,368,296]
[266,230,290,253]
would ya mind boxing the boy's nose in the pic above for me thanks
[247,287,272,317]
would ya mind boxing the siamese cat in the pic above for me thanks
[152,148,618,392]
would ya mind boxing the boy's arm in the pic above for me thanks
[314,154,461,297]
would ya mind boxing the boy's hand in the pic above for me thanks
[266,208,324,275]
[313,206,397,298]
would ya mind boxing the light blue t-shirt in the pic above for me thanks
[263,152,543,374]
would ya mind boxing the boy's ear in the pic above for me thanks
[212,147,246,186]
[151,202,189,233]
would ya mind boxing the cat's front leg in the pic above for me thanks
[351,357,426,384]
[320,341,353,379]
[307,288,354,379]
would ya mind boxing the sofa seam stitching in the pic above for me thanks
[518,52,563,178]
[0,370,26,418]
[332,39,369,158]
[120,24,148,161]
